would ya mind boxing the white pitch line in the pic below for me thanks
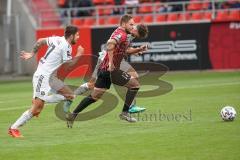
[0,106,28,111]
[0,104,52,111]
[174,81,240,90]
[0,98,29,104]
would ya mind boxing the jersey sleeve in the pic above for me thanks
[46,36,55,46]
[110,32,123,44]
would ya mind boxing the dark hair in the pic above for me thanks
[120,14,133,25]
[64,25,78,38]
[137,24,149,39]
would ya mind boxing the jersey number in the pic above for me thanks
[44,44,55,59]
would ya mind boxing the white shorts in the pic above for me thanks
[32,73,65,102]
[91,58,132,79]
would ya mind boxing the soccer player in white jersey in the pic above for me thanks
[8,25,84,138]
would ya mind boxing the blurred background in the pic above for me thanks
[0,2,239,158]
[0,0,240,77]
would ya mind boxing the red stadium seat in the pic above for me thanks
[97,6,113,15]
[203,12,212,20]
[167,13,178,21]
[92,0,104,5]
[104,7,113,15]
[202,2,210,10]
[105,0,114,5]
[98,17,106,25]
[41,21,61,27]
[215,10,229,22]
[57,0,65,7]
[133,16,142,23]
[178,13,191,21]
[97,8,104,15]
[229,10,240,21]
[41,11,60,19]
[83,18,96,26]
[187,1,203,10]
[143,15,153,23]
[138,4,153,13]
[71,18,84,26]
[191,12,203,20]
[156,14,166,22]
[107,16,120,25]
[154,2,162,13]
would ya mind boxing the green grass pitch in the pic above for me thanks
[0,71,239,160]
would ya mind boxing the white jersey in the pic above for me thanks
[35,36,72,76]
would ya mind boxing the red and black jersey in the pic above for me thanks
[99,27,132,71]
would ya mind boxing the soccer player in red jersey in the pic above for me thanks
[66,15,148,127]
[71,24,149,113]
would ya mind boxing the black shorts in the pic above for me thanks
[95,69,131,89]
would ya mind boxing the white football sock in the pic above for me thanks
[74,83,90,95]
[11,110,33,129]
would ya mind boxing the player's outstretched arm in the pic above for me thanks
[20,38,47,60]
[126,44,148,55]
[64,45,84,67]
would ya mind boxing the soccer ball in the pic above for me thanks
[220,106,237,121]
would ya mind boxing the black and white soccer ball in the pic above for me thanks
[220,106,237,121]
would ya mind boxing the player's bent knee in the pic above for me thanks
[30,106,43,116]
[130,72,139,79]
[87,82,95,90]
[64,94,75,100]
[58,86,74,96]
[130,79,140,88]
[91,88,106,100]
[91,93,102,101]
[32,111,41,117]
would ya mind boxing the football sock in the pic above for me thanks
[130,98,136,108]
[74,83,90,95]
[11,110,33,129]
[122,88,139,112]
[63,99,73,113]
[72,95,96,118]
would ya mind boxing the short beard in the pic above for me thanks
[125,29,131,34]
[71,40,76,45]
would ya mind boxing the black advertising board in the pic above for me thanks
[91,22,212,70]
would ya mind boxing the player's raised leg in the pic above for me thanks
[64,57,101,113]
[66,68,111,128]
[110,70,139,122]
[121,61,146,113]
[57,84,75,113]
[66,87,105,128]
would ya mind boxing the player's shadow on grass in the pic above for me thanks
[54,58,173,121]
[55,85,119,121]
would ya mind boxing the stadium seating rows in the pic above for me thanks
[32,0,240,27]
[71,10,240,26]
